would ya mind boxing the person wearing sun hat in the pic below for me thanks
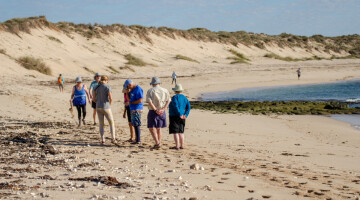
[70,76,91,127]
[89,73,101,125]
[146,77,171,149]
[124,79,143,144]
[168,84,191,150]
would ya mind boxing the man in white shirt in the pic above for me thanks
[146,77,171,149]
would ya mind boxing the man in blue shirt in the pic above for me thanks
[169,84,190,150]
[124,79,143,144]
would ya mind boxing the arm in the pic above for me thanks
[70,86,75,102]
[130,98,142,105]
[108,92,112,105]
[184,99,191,118]
[93,89,97,103]
[84,85,91,103]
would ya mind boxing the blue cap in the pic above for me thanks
[124,79,133,89]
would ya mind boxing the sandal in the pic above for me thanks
[100,141,105,145]
[126,139,134,142]
[111,139,116,144]
[153,144,161,149]
[169,146,179,150]
[180,147,184,149]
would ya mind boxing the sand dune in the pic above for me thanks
[0,17,360,199]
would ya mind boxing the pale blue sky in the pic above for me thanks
[0,0,359,36]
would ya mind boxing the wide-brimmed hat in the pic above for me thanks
[172,84,184,92]
[124,79,133,89]
[150,77,161,85]
[75,77,82,83]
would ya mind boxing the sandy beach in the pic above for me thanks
[1,22,360,200]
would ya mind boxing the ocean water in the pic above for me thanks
[200,79,360,102]
[200,79,360,130]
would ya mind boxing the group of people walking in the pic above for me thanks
[62,72,190,150]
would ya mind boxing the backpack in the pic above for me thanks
[58,77,62,84]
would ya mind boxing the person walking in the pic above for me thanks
[172,71,177,85]
[124,79,143,145]
[57,74,64,92]
[93,75,116,145]
[169,84,191,150]
[70,77,91,127]
[297,68,301,80]
[89,73,101,125]
[146,77,171,149]
[122,86,135,142]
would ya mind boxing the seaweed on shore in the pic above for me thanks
[190,101,360,115]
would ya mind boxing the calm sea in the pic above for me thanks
[200,79,360,102]
[200,79,360,130]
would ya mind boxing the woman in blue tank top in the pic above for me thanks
[70,77,91,127]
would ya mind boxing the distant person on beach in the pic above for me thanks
[169,84,191,150]
[124,79,143,145]
[93,75,116,145]
[146,77,171,149]
[297,68,301,80]
[122,85,135,142]
[172,71,177,85]
[89,73,101,125]
[57,74,64,92]
[70,77,91,127]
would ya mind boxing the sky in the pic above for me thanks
[0,0,359,36]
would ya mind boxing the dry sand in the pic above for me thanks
[0,28,360,200]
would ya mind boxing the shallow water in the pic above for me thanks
[330,114,360,130]
[200,79,360,102]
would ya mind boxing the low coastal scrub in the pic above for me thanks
[0,49,6,55]
[190,101,360,115]
[175,54,200,63]
[17,56,52,75]
[46,35,62,43]
[83,66,96,74]
[120,65,135,72]
[264,53,304,62]
[125,54,147,66]
[227,49,250,64]
[264,53,359,62]
[108,66,120,73]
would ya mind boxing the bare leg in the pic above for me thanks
[156,128,162,144]
[97,109,105,143]
[93,108,97,124]
[173,134,179,148]
[179,133,184,148]
[149,128,159,145]
[129,122,135,140]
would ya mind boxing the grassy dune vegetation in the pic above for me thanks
[227,49,251,64]
[175,54,200,63]
[17,56,52,75]
[191,101,360,115]
[124,54,147,66]
[1,16,360,58]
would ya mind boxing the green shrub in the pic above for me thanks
[0,49,6,55]
[46,35,62,43]
[125,54,147,66]
[175,54,200,63]
[108,66,120,73]
[264,53,303,62]
[227,49,250,64]
[17,56,52,75]
[83,66,96,74]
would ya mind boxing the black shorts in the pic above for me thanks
[91,101,96,109]
[125,106,131,123]
[169,116,186,134]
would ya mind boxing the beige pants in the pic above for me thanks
[96,108,115,141]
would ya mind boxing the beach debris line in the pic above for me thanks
[190,101,360,115]
[68,176,133,189]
